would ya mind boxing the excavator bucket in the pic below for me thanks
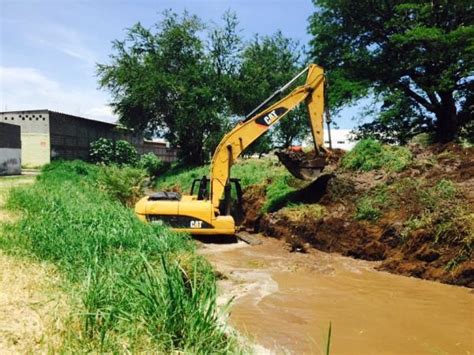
[276,149,326,181]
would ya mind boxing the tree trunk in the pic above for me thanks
[435,91,458,143]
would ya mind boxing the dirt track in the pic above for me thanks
[0,175,67,353]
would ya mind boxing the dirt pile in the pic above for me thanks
[243,143,474,287]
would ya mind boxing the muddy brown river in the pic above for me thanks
[199,237,474,354]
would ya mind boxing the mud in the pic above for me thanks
[244,143,474,287]
[199,237,474,354]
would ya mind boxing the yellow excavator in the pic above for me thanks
[135,64,327,235]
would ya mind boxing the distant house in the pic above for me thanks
[0,110,178,168]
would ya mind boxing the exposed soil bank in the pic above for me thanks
[244,144,474,287]
[199,237,474,354]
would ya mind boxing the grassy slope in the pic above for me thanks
[155,157,302,213]
[156,157,290,192]
[1,161,237,353]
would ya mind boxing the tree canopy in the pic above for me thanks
[98,11,311,164]
[309,0,473,143]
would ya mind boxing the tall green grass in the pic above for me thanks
[2,161,237,353]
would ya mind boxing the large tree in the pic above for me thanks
[98,12,227,165]
[230,31,309,152]
[309,0,473,143]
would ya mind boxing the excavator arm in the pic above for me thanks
[209,64,325,210]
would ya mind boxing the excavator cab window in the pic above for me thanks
[190,176,244,224]
[219,178,244,225]
[190,176,209,200]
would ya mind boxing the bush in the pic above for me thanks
[90,138,138,166]
[97,165,147,207]
[4,161,237,352]
[342,138,412,172]
[139,153,170,177]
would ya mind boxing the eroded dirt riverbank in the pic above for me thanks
[199,237,474,354]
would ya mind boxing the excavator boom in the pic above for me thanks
[209,64,325,209]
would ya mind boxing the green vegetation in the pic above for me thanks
[90,137,138,165]
[262,175,299,213]
[156,157,288,192]
[98,9,312,164]
[97,165,147,207]
[278,203,325,222]
[309,0,473,143]
[155,157,299,215]
[139,152,171,177]
[342,139,412,173]
[355,185,389,221]
[355,176,472,258]
[1,161,237,353]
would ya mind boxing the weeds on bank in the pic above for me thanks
[355,185,389,221]
[278,203,326,222]
[342,138,412,173]
[156,157,287,192]
[2,161,237,353]
[355,176,472,255]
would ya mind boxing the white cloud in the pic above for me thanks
[27,25,97,66]
[0,66,117,123]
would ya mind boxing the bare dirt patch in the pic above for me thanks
[0,253,68,353]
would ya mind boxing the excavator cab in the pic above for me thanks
[190,176,244,224]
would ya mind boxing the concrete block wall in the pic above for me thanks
[0,110,50,167]
[0,122,21,175]
[139,141,179,162]
[49,111,123,160]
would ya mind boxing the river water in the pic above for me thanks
[199,237,474,354]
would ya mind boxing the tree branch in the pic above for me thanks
[397,83,436,112]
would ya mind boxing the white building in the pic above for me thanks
[324,129,358,150]
[303,129,357,151]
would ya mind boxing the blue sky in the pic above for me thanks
[0,0,359,128]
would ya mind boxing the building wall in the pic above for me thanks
[49,111,136,160]
[138,141,179,162]
[0,110,50,167]
[2,110,178,166]
[0,122,21,175]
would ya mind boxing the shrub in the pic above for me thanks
[139,153,170,177]
[90,138,138,166]
[342,138,412,172]
[97,165,147,207]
